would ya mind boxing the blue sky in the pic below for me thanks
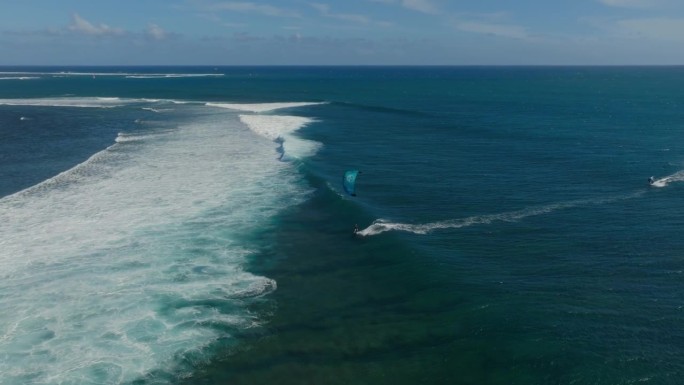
[2,0,684,65]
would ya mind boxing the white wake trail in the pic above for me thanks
[358,192,644,236]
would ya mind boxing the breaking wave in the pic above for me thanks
[206,101,326,113]
[0,100,322,384]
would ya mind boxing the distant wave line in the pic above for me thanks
[142,107,174,113]
[331,100,427,116]
[0,97,176,109]
[0,71,224,78]
[125,74,224,79]
[0,97,328,111]
[0,96,170,108]
[0,76,39,80]
[358,191,645,236]
[0,97,128,108]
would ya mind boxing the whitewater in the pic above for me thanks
[0,99,322,384]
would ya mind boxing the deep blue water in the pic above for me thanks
[1,66,684,384]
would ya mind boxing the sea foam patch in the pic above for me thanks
[0,105,308,384]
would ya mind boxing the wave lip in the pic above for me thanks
[239,114,313,141]
[206,101,328,161]
[239,114,321,160]
[206,101,326,113]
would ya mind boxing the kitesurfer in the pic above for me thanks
[649,176,655,185]
[353,224,359,234]
[343,170,360,197]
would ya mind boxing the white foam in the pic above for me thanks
[142,107,173,113]
[358,192,644,236]
[239,114,321,159]
[0,106,309,384]
[114,130,175,143]
[207,102,325,113]
[239,114,311,140]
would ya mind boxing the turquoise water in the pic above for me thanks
[1,67,684,384]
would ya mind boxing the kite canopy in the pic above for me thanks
[343,170,359,196]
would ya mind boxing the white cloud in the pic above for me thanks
[455,21,530,40]
[598,0,665,8]
[68,13,125,36]
[369,0,439,14]
[205,2,300,17]
[583,13,684,41]
[447,12,531,40]
[65,14,175,42]
[146,24,167,40]
[310,3,372,24]
[614,17,684,40]
[402,0,438,14]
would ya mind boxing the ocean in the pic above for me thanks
[1,66,684,384]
